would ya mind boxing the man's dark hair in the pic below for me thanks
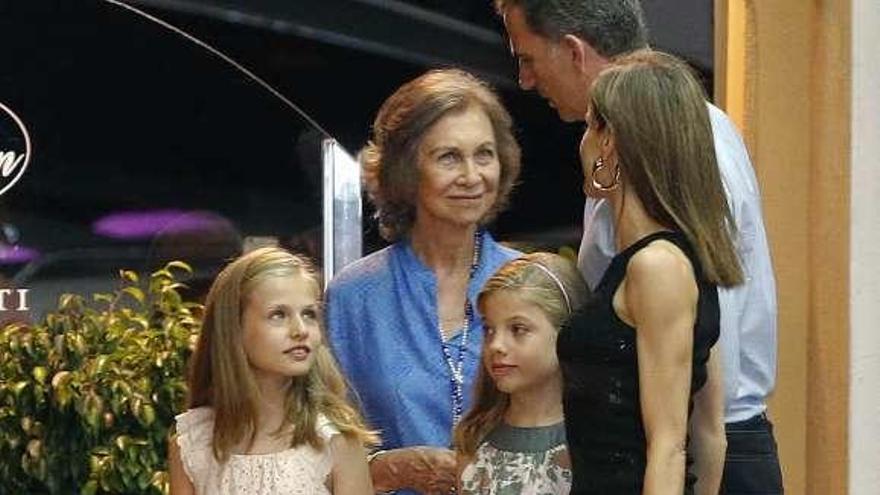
[495,0,649,58]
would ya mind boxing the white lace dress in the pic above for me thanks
[175,407,339,495]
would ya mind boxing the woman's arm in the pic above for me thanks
[330,434,374,495]
[369,446,457,494]
[623,245,698,495]
[689,349,726,495]
[167,435,195,495]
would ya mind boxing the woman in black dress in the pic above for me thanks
[559,50,739,495]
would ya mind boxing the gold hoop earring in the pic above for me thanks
[590,157,620,192]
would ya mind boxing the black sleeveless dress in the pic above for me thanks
[558,231,720,494]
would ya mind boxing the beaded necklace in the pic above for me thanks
[439,230,483,427]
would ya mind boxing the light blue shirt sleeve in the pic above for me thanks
[707,103,778,422]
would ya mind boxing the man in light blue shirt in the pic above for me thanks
[495,1,783,493]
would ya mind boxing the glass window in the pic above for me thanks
[0,1,353,319]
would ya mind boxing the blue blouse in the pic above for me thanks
[326,231,520,451]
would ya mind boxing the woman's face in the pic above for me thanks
[414,106,501,231]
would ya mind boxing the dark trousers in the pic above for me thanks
[721,413,784,494]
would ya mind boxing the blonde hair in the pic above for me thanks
[453,252,589,458]
[361,68,522,241]
[590,50,743,286]
[187,247,378,462]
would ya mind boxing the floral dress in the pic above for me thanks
[460,422,571,495]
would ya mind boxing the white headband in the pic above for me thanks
[530,262,572,314]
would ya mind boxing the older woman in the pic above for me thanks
[559,50,732,495]
[326,69,522,494]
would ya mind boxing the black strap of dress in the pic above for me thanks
[600,230,694,291]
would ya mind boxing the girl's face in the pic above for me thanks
[241,273,322,386]
[480,290,560,395]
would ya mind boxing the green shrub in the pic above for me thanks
[0,262,202,494]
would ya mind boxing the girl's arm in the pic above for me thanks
[330,434,374,495]
[624,245,698,495]
[167,435,195,495]
[689,349,727,495]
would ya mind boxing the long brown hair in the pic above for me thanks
[187,247,378,462]
[590,50,743,286]
[453,252,589,458]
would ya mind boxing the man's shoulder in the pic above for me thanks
[705,102,761,194]
[706,102,746,150]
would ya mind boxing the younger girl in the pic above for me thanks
[168,247,377,494]
[455,252,589,494]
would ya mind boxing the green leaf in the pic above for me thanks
[122,287,145,304]
[32,366,48,384]
[84,394,104,432]
[150,470,169,493]
[137,470,151,490]
[26,439,42,459]
[119,270,139,284]
[58,293,76,310]
[164,290,182,308]
[150,268,173,281]
[12,381,29,397]
[130,315,150,331]
[93,293,114,304]
[164,260,193,274]
[51,370,71,389]
[160,282,189,293]
[2,257,201,493]
[138,404,157,427]
[114,435,129,451]
[92,446,111,456]
[81,480,99,495]
[93,355,109,374]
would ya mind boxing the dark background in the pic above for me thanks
[0,0,712,312]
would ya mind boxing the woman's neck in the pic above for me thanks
[409,222,479,276]
[504,375,564,427]
[609,190,668,252]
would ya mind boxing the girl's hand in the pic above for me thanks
[370,446,457,494]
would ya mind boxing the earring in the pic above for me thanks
[589,157,620,193]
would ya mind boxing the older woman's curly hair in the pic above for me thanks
[361,69,522,242]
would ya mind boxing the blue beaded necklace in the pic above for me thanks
[439,230,483,427]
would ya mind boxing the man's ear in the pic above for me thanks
[561,34,586,68]
[562,34,605,74]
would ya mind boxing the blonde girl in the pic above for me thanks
[455,252,589,494]
[168,247,378,494]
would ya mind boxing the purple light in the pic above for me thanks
[0,245,40,264]
[92,209,233,240]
